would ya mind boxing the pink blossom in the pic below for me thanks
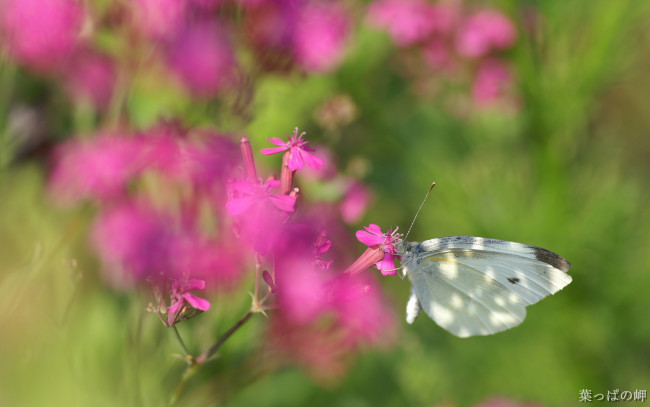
[472,58,512,106]
[168,234,243,287]
[455,10,516,59]
[49,135,144,203]
[355,224,402,275]
[422,37,450,70]
[293,3,350,73]
[92,203,172,287]
[260,128,324,171]
[189,0,224,12]
[166,21,236,97]
[366,0,452,47]
[63,49,116,109]
[226,178,295,253]
[340,181,371,224]
[166,278,210,326]
[243,0,297,70]
[131,0,187,40]
[226,179,295,216]
[330,275,394,343]
[0,0,84,71]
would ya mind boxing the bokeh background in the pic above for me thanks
[1,0,649,406]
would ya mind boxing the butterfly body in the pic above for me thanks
[397,236,572,338]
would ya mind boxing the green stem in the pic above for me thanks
[196,311,253,364]
[171,325,190,356]
[169,311,255,405]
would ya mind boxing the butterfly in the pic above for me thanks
[396,236,572,337]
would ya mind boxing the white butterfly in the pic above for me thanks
[396,236,572,338]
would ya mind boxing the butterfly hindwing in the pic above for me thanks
[408,255,527,337]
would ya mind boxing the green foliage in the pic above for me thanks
[2,1,650,406]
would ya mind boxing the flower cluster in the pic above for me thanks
[367,0,518,110]
[0,0,353,111]
[49,123,394,378]
[49,123,243,326]
[226,129,395,379]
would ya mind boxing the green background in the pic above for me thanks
[1,1,649,406]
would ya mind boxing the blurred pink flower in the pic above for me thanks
[166,278,210,326]
[227,178,295,216]
[227,178,296,253]
[367,0,453,47]
[50,135,144,203]
[270,235,395,380]
[166,21,236,97]
[422,37,450,70]
[92,203,172,287]
[189,0,224,12]
[455,10,516,58]
[0,0,84,71]
[244,0,295,49]
[330,275,394,343]
[63,49,116,109]
[168,233,243,287]
[355,224,402,275]
[260,128,324,171]
[340,181,371,224]
[293,3,350,72]
[472,58,512,106]
[131,0,186,40]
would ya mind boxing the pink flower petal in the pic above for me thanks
[185,279,206,290]
[167,299,183,315]
[287,149,305,171]
[267,194,296,213]
[182,293,211,311]
[226,196,256,216]
[377,253,398,275]
[298,149,324,170]
[260,146,288,155]
[356,229,384,246]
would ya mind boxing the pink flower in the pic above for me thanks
[421,37,450,70]
[243,0,296,66]
[366,0,453,47]
[455,10,516,58]
[355,224,402,275]
[293,3,350,73]
[226,178,295,216]
[131,0,187,40]
[166,21,236,97]
[260,128,324,171]
[92,203,172,287]
[166,278,211,326]
[340,181,371,224]
[0,0,84,71]
[226,178,296,253]
[168,234,243,287]
[472,58,512,106]
[63,49,116,109]
[49,135,144,203]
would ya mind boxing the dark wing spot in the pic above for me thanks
[534,247,572,272]
[507,277,520,284]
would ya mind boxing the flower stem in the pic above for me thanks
[169,311,255,405]
[196,311,253,364]
[171,325,190,356]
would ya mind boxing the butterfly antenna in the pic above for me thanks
[404,182,436,240]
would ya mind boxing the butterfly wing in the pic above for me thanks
[405,236,572,337]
